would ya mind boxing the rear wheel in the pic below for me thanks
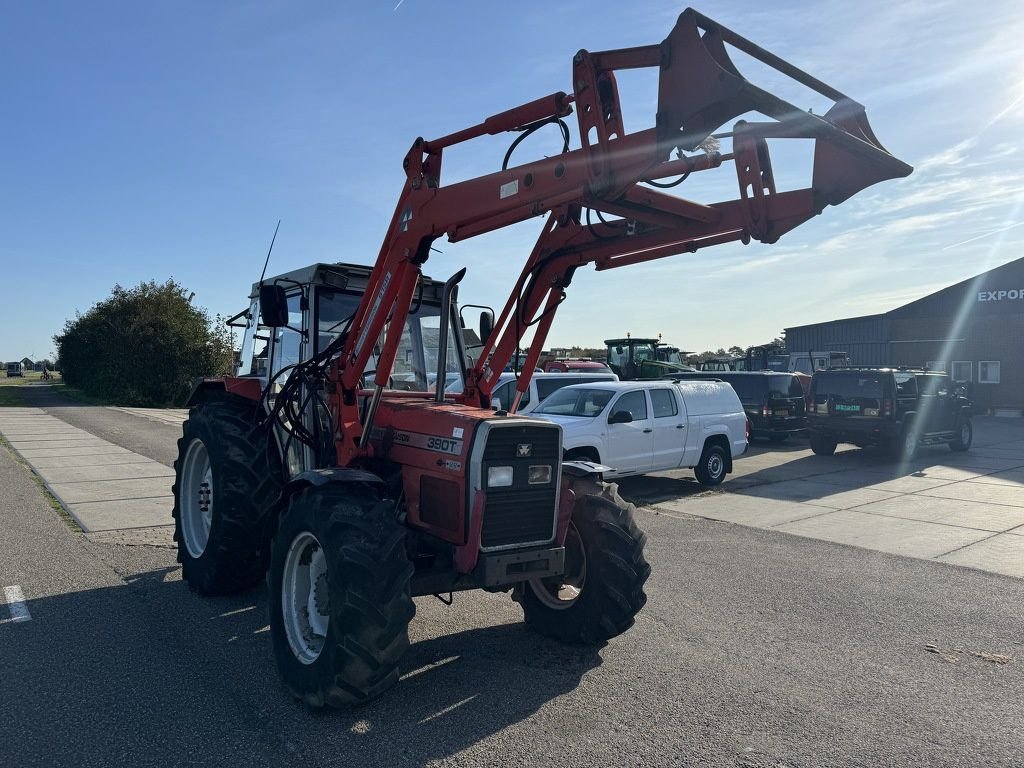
[949,418,973,452]
[268,484,414,708]
[172,398,282,595]
[694,442,728,486]
[518,484,649,645]
[809,433,837,456]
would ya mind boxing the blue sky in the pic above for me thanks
[2,0,1022,363]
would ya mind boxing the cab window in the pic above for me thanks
[650,389,678,418]
[613,391,648,421]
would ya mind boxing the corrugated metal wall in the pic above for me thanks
[784,314,889,365]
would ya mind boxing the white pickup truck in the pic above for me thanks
[533,380,748,486]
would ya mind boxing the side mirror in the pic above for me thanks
[608,410,633,425]
[479,311,493,346]
[259,284,289,327]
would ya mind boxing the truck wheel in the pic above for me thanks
[890,426,918,462]
[269,484,414,708]
[949,418,973,452]
[809,433,837,456]
[173,399,282,595]
[518,484,649,645]
[694,442,728,486]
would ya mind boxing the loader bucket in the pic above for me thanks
[657,8,912,206]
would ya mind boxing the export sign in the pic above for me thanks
[977,289,1024,302]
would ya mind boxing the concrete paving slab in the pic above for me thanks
[905,465,994,482]
[657,494,832,528]
[937,534,1024,578]
[7,438,114,451]
[39,463,176,483]
[17,445,135,459]
[65,498,173,531]
[735,479,901,509]
[28,453,157,469]
[968,468,1024,487]
[934,454,1024,471]
[114,407,189,427]
[1,408,176,532]
[48,477,174,504]
[917,481,1024,509]
[854,495,1024,533]
[773,509,993,559]
[860,475,958,494]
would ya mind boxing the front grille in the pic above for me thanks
[480,424,559,549]
[483,424,560,461]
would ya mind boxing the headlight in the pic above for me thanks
[528,465,552,485]
[487,466,514,487]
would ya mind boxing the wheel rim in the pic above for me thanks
[707,453,724,479]
[180,438,213,558]
[282,531,329,664]
[529,522,586,611]
[961,423,971,444]
[904,431,916,455]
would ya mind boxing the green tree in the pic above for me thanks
[54,280,234,406]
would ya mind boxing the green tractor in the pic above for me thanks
[605,336,695,380]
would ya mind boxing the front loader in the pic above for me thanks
[172,8,910,707]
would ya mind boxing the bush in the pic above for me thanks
[54,280,234,406]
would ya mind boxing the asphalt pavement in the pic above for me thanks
[2,398,1023,766]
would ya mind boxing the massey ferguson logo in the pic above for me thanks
[516,443,532,458]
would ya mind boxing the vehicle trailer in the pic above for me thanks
[173,7,910,708]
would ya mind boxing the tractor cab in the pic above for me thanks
[605,337,694,380]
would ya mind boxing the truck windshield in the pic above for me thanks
[535,387,615,417]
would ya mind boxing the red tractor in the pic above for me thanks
[173,8,910,707]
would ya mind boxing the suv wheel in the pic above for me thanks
[809,433,837,456]
[949,418,973,452]
[891,426,918,462]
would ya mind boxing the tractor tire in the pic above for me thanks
[949,418,973,452]
[694,442,728,487]
[809,433,837,456]
[268,484,415,708]
[172,398,282,595]
[517,483,649,645]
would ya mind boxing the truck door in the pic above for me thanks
[606,390,653,473]
[650,388,688,469]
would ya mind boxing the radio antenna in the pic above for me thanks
[258,220,281,287]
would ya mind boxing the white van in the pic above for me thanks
[532,379,747,485]
[491,371,619,414]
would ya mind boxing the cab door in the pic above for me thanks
[606,390,654,474]
[650,388,689,469]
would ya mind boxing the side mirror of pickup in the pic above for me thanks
[608,410,633,425]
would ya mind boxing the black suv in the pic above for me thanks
[806,368,972,460]
[665,371,806,441]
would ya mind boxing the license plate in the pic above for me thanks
[835,404,860,412]
[775,409,789,417]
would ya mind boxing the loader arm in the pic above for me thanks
[329,7,911,464]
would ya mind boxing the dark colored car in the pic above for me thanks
[806,368,973,460]
[664,371,806,441]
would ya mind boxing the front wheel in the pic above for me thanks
[518,484,649,645]
[949,418,973,452]
[268,484,415,708]
[694,443,728,487]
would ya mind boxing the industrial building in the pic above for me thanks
[786,256,1024,415]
